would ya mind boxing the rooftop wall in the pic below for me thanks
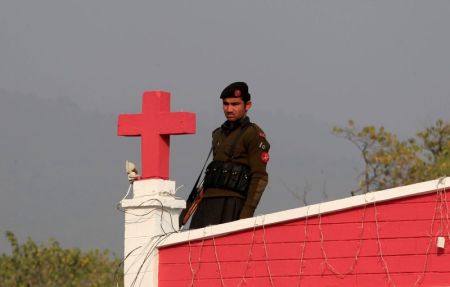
[159,187,450,286]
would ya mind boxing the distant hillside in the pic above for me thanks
[0,90,134,254]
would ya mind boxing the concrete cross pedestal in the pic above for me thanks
[117,91,196,287]
[120,179,185,287]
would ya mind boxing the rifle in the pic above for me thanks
[180,180,204,226]
[179,148,212,228]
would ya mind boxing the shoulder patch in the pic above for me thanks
[260,151,270,164]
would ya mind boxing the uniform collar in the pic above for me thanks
[221,116,250,132]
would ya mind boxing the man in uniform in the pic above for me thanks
[190,82,270,229]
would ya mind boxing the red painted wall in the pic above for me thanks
[159,188,450,286]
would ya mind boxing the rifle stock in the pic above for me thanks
[180,180,205,227]
[181,186,204,226]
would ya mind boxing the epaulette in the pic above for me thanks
[212,127,221,135]
[248,123,267,139]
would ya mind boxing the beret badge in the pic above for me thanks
[234,89,241,97]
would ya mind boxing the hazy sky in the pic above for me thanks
[1,1,449,255]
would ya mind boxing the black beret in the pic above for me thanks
[220,82,251,102]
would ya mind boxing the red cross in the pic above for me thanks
[117,91,196,179]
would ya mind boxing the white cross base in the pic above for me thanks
[120,179,186,287]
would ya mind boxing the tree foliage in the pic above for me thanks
[333,119,450,194]
[0,231,123,287]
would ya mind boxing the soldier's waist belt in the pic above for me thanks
[203,160,251,196]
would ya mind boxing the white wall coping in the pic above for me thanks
[158,177,449,248]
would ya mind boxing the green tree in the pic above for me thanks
[0,231,123,287]
[333,119,450,194]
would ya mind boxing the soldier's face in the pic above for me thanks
[222,98,252,122]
